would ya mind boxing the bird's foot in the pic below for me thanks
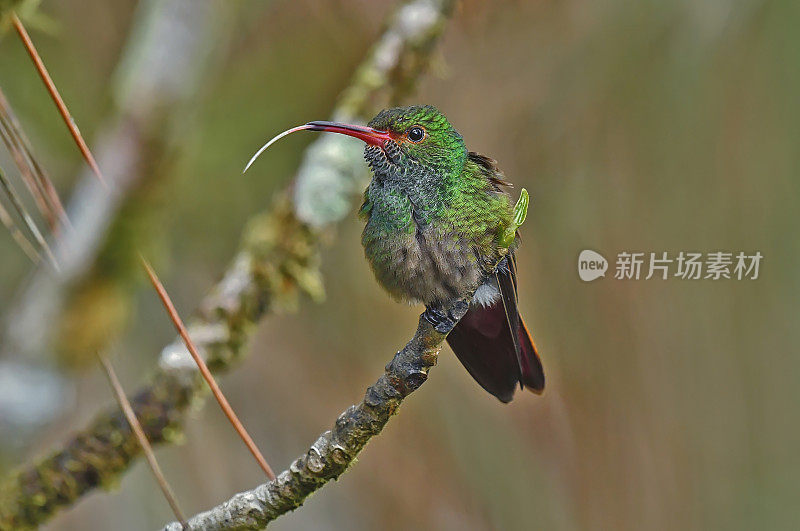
[423,306,452,333]
[423,299,469,334]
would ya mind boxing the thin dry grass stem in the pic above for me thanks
[140,257,277,481]
[0,117,54,231]
[0,86,70,234]
[0,165,59,271]
[11,13,106,188]
[0,199,41,264]
[97,353,188,530]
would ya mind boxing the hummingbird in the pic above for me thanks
[245,105,544,402]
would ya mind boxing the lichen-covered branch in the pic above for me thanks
[0,0,455,528]
[163,303,468,530]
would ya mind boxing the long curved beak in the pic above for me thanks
[243,121,393,173]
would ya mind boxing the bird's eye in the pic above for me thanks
[407,126,426,143]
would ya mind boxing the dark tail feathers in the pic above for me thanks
[445,256,544,402]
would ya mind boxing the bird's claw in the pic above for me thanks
[424,299,469,334]
[423,306,452,333]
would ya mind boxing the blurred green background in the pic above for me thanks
[1,0,798,529]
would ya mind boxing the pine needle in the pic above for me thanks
[0,86,70,234]
[11,14,106,188]
[0,117,53,231]
[141,257,277,480]
[0,199,41,264]
[98,353,188,529]
[0,165,58,271]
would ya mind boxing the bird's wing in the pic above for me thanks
[446,256,544,402]
[468,152,513,191]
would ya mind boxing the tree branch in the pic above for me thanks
[0,0,455,528]
[164,303,468,530]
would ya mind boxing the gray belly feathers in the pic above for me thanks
[365,222,485,306]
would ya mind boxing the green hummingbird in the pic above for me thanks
[245,105,544,402]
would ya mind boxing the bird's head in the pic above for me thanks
[244,105,467,179]
[364,105,466,177]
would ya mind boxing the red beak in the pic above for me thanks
[303,121,393,147]
[244,121,393,173]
